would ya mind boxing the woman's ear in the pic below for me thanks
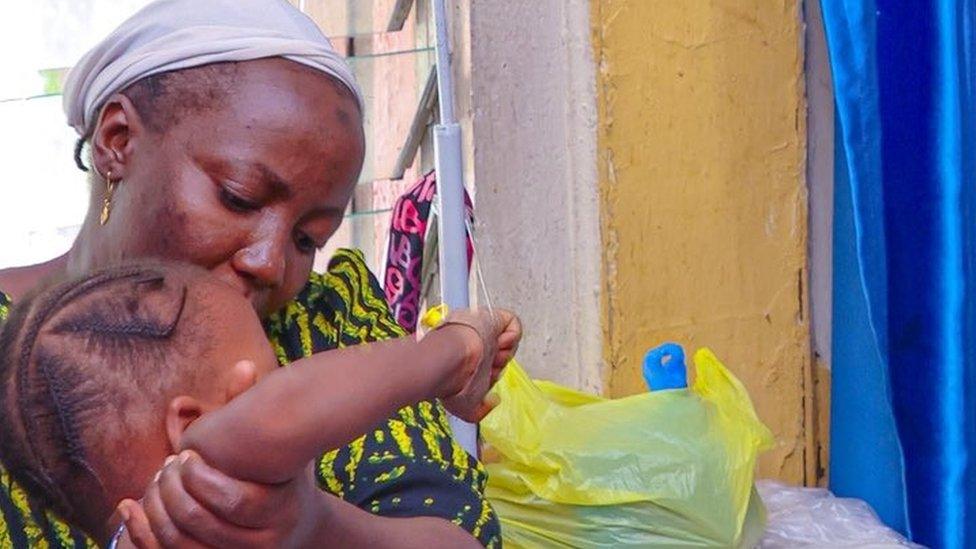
[90,93,146,181]
[165,396,205,453]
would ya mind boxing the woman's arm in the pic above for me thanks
[180,310,511,485]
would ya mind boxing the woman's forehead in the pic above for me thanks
[168,61,362,157]
[213,58,361,123]
[122,58,360,138]
[138,61,363,193]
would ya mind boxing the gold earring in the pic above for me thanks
[100,171,117,225]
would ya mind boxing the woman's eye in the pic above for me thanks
[219,187,260,213]
[295,232,318,254]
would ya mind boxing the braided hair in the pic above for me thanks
[0,262,207,535]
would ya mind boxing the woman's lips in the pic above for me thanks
[212,271,269,313]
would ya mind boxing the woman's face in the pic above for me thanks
[87,59,364,316]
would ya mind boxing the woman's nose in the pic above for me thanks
[232,236,287,290]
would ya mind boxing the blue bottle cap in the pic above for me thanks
[643,343,688,391]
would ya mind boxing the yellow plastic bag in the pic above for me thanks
[480,350,774,548]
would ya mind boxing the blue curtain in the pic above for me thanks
[823,1,976,547]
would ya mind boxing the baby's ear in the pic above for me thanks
[165,396,204,452]
[225,360,259,402]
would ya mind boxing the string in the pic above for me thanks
[465,216,495,319]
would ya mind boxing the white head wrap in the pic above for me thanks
[62,0,362,135]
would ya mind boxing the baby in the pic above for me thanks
[0,261,518,546]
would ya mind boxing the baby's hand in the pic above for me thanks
[437,308,521,422]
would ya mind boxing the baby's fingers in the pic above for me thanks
[498,331,520,351]
[471,393,501,422]
[493,347,516,369]
[498,313,522,347]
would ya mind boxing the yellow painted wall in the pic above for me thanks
[592,0,816,483]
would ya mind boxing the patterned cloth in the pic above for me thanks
[0,249,499,548]
[383,171,474,332]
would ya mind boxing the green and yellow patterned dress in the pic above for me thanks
[0,249,500,548]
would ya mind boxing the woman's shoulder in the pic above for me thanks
[264,249,406,362]
[307,248,385,295]
[0,255,69,308]
[0,266,32,307]
[300,249,399,327]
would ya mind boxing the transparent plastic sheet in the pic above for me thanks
[756,481,924,548]
[478,348,774,548]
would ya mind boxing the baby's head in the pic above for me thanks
[0,261,277,540]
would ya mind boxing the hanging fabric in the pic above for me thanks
[822,1,976,547]
[382,171,474,332]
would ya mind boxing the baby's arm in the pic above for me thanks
[179,322,488,484]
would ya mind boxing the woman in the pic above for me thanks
[0,0,505,547]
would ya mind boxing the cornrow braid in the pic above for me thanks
[33,350,106,511]
[0,262,200,533]
[12,267,149,505]
[52,283,187,340]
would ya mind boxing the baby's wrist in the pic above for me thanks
[430,323,482,398]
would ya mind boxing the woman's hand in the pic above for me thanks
[438,308,521,422]
[116,452,326,548]
[115,456,484,549]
